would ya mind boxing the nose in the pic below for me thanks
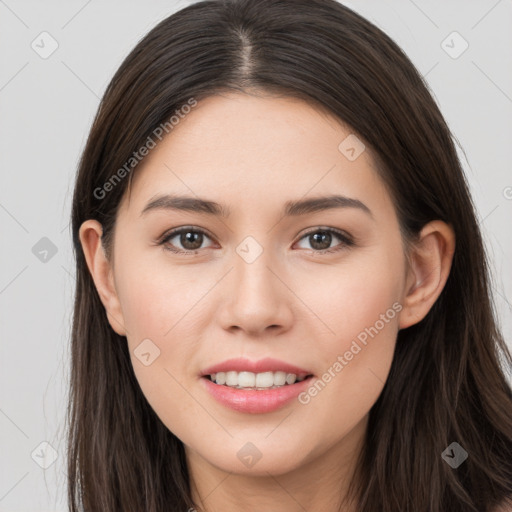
[217,248,294,337]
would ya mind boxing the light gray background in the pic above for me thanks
[0,0,511,510]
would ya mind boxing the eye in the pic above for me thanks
[158,227,216,254]
[157,226,354,255]
[294,227,354,254]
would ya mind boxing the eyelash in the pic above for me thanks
[157,226,355,255]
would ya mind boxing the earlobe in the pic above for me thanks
[399,220,456,330]
[78,220,127,336]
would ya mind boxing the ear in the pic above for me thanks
[399,220,456,330]
[79,220,127,336]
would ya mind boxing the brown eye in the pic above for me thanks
[178,231,204,250]
[160,227,215,253]
[295,228,354,253]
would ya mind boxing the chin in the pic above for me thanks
[193,437,310,477]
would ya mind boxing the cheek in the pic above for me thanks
[303,270,400,386]
[114,258,212,418]
[295,241,404,349]
[292,246,403,428]
[116,254,205,340]
[116,266,207,438]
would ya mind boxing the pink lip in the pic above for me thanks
[200,357,312,378]
[199,357,315,414]
[200,375,314,414]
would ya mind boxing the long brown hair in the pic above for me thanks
[68,0,512,510]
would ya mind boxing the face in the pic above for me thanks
[92,92,412,476]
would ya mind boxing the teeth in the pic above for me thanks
[209,371,307,389]
[238,371,255,387]
[273,371,286,386]
[226,371,238,386]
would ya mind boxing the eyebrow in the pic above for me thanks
[140,194,373,219]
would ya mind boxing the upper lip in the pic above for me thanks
[200,357,314,378]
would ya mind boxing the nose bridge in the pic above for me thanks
[219,234,293,334]
[233,238,281,309]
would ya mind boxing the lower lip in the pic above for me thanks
[200,376,314,414]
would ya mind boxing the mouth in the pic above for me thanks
[202,370,315,390]
[199,357,316,413]
[201,372,315,414]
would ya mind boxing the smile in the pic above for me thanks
[205,370,311,389]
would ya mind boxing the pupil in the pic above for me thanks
[181,231,203,250]
[311,231,331,250]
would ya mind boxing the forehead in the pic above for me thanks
[120,92,389,217]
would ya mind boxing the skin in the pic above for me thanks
[80,91,455,512]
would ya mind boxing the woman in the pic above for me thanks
[68,0,512,510]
